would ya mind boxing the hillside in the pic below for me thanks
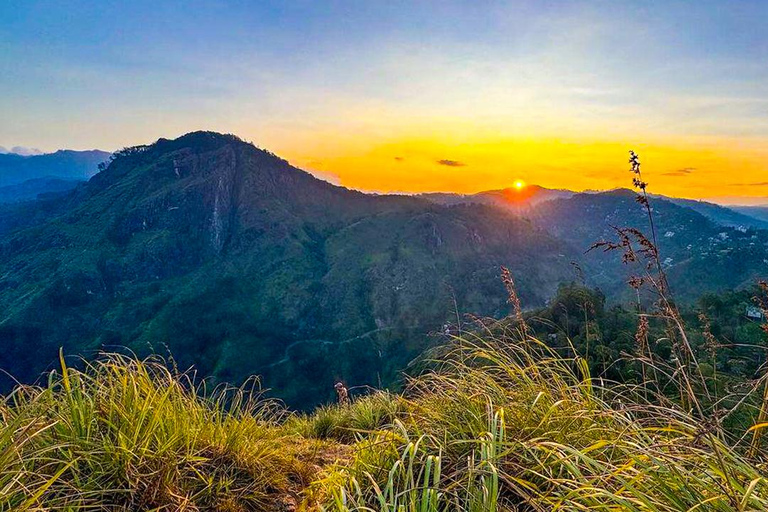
[661,196,768,230]
[0,176,83,203]
[424,185,768,301]
[529,189,768,300]
[734,205,768,223]
[0,132,575,407]
[0,149,110,186]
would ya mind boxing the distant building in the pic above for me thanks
[746,306,765,320]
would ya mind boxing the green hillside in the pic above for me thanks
[0,132,576,408]
[530,189,768,301]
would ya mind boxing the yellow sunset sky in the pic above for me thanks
[281,134,768,204]
[3,2,768,204]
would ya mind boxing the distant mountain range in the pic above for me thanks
[0,145,43,156]
[422,185,768,231]
[658,196,768,231]
[0,132,766,407]
[0,149,111,186]
[419,184,574,214]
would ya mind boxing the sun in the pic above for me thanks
[513,180,526,190]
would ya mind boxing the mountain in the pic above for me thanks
[0,145,43,156]
[0,176,83,203]
[426,186,768,231]
[528,189,768,301]
[421,184,574,213]
[0,132,576,408]
[0,149,111,186]
[1,132,766,408]
[424,187,768,300]
[660,196,768,230]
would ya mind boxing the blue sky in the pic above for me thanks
[2,1,768,200]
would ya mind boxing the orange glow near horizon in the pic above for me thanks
[279,134,768,205]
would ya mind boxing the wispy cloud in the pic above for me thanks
[12,146,43,156]
[0,145,43,156]
[728,182,768,187]
[662,167,696,177]
[436,159,466,167]
[394,156,404,162]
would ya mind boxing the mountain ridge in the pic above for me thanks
[0,149,111,186]
[422,185,768,230]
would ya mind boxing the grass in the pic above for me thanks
[3,333,768,511]
[0,351,329,511]
[316,330,768,511]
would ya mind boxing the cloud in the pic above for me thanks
[436,159,466,167]
[662,167,696,177]
[1,146,44,156]
[394,156,404,162]
[728,182,768,187]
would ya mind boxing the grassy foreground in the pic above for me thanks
[2,334,768,511]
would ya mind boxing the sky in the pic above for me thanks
[1,1,768,204]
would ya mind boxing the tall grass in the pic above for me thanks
[3,336,768,510]
[3,316,768,510]
[318,333,768,511]
[0,352,324,511]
